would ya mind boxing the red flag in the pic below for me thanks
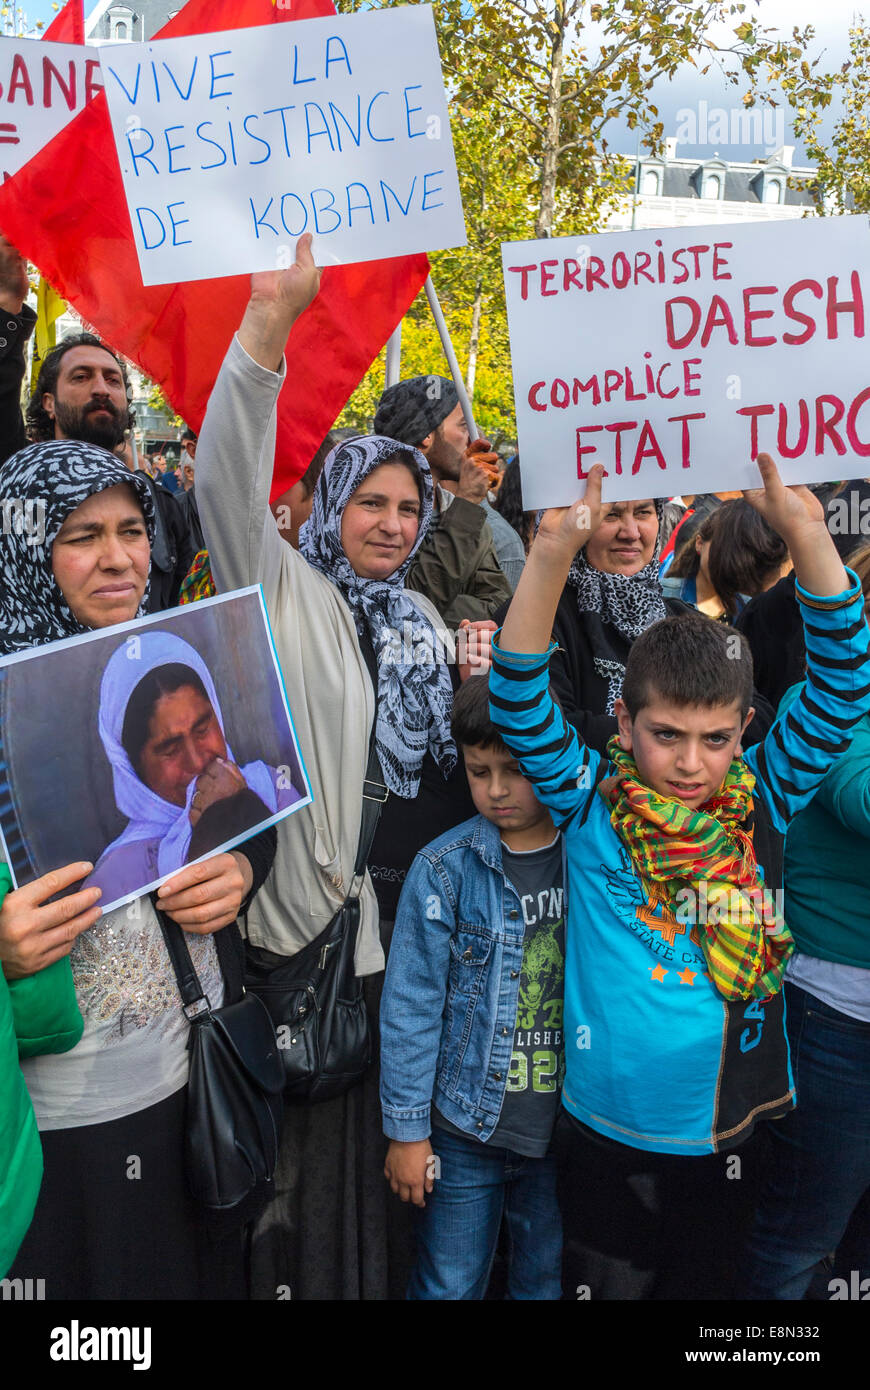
[1,0,428,495]
[43,0,85,44]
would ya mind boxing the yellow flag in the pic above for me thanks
[30,278,67,394]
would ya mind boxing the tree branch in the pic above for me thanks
[486,91,546,135]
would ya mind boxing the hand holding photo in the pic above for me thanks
[0,587,310,914]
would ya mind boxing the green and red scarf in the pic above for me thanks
[600,738,794,1001]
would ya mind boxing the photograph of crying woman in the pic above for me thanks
[0,586,310,913]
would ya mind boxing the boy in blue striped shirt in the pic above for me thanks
[488,455,870,1298]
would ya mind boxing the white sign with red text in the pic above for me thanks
[0,36,102,183]
[502,216,870,508]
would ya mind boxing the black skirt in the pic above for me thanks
[248,922,415,1300]
[10,1085,247,1300]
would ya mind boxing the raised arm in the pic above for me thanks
[196,235,322,593]
[500,465,605,652]
[743,455,870,828]
[490,467,607,825]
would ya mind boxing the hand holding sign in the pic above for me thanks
[743,452,825,535]
[535,463,607,560]
[743,451,845,600]
[250,232,323,318]
[156,850,253,934]
[242,232,322,371]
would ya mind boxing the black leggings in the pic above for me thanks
[555,1111,768,1300]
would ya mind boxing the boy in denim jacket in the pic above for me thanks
[380,676,565,1300]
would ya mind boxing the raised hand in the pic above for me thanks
[249,232,322,321]
[456,439,500,504]
[534,463,607,557]
[240,233,322,371]
[501,464,607,654]
[742,452,825,540]
[0,231,29,311]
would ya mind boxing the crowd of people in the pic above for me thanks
[1,229,869,1302]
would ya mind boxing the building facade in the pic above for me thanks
[605,139,817,233]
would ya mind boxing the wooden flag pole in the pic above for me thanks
[424,274,478,441]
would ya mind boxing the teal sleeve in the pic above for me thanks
[813,716,870,840]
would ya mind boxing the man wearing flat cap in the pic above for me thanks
[374,375,518,627]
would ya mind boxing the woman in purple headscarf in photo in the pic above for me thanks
[87,630,301,907]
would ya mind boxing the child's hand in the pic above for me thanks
[745,454,848,598]
[742,452,825,540]
[534,463,606,557]
[384,1138,435,1207]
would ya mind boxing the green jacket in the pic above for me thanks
[781,687,870,968]
[0,865,83,1276]
[406,490,512,627]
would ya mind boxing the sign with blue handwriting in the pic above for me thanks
[100,6,466,285]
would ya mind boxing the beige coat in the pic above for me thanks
[197,336,450,973]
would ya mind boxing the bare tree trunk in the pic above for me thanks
[466,278,483,398]
[535,5,566,238]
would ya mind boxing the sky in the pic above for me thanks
[8,0,862,162]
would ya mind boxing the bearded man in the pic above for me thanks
[26,334,194,609]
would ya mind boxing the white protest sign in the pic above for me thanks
[0,37,103,182]
[101,7,466,286]
[502,216,870,508]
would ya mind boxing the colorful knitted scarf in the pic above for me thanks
[600,738,794,1001]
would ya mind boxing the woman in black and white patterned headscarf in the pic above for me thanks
[0,440,155,653]
[544,492,773,753]
[0,438,276,1299]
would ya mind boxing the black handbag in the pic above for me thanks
[157,908,285,1224]
[244,712,386,1104]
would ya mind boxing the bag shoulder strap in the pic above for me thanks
[353,628,387,881]
[154,898,245,1015]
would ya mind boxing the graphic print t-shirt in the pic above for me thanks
[489,835,565,1157]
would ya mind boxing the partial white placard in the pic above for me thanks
[0,36,103,182]
[101,7,466,285]
[502,216,870,508]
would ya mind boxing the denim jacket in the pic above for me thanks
[380,813,563,1143]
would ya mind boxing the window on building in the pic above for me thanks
[114,20,127,38]
[703,173,721,199]
[764,180,782,205]
[642,169,659,196]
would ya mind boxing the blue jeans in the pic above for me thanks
[407,1127,563,1300]
[744,981,870,1299]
